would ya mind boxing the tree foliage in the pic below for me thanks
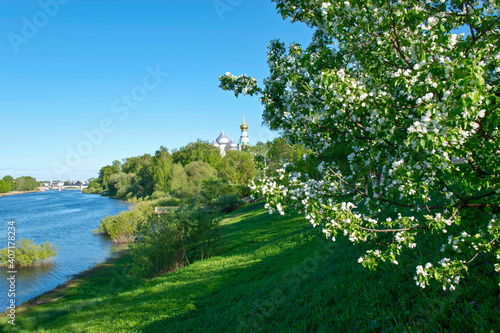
[152,146,174,193]
[86,138,259,203]
[15,176,39,191]
[220,0,500,290]
[172,139,223,170]
[218,150,257,185]
[108,172,135,198]
[129,207,221,279]
[0,181,9,193]
[2,175,16,191]
[98,163,121,191]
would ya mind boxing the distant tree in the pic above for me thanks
[169,163,190,196]
[112,160,122,170]
[172,140,223,169]
[98,165,120,191]
[0,180,9,193]
[248,139,312,176]
[266,137,314,177]
[218,150,257,185]
[201,177,235,202]
[108,172,135,197]
[135,154,154,197]
[122,156,146,174]
[2,175,15,191]
[152,146,174,193]
[248,141,269,156]
[15,176,38,191]
[83,178,104,194]
[248,141,269,173]
[184,160,218,195]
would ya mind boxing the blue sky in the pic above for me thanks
[0,0,313,181]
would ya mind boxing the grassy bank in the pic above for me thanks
[1,202,499,332]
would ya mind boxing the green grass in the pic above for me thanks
[1,202,499,332]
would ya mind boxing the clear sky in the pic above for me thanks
[0,0,313,181]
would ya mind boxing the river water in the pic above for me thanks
[0,190,131,307]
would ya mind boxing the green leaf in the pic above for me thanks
[419,138,426,149]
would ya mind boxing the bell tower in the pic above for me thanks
[238,113,250,150]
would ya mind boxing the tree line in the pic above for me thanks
[84,138,310,207]
[0,175,39,193]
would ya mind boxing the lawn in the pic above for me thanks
[1,202,499,332]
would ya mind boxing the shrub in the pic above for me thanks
[152,195,181,207]
[150,190,166,200]
[0,239,58,267]
[201,177,234,202]
[95,208,149,243]
[83,187,103,194]
[233,184,252,198]
[130,207,221,279]
[212,194,244,213]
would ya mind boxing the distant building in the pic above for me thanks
[211,113,251,157]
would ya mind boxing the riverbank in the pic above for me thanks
[0,190,41,198]
[1,248,133,316]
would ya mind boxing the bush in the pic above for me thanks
[0,239,58,267]
[130,207,221,279]
[95,208,148,243]
[83,187,103,194]
[150,190,166,200]
[233,184,252,198]
[201,177,234,202]
[212,194,244,213]
[151,196,181,207]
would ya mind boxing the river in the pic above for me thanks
[0,190,131,306]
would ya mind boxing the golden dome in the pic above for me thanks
[240,113,248,131]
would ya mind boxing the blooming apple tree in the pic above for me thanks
[220,0,500,290]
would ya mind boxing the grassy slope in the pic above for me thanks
[1,202,499,332]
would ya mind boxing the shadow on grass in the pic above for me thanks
[6,205,317,332]
[4,204,500,332]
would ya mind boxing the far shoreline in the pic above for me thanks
[0,190,41,198]
[0,188,86,198]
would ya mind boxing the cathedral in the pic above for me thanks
[211,114,251,157]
